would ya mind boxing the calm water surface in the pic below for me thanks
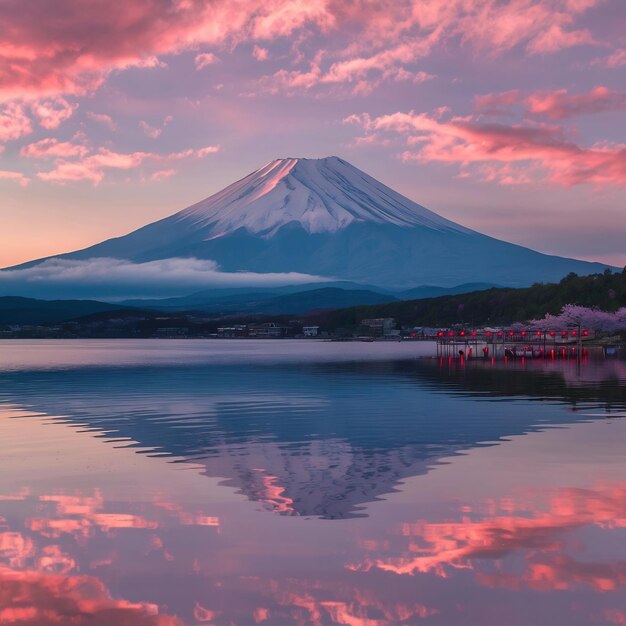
[1,339,625,625]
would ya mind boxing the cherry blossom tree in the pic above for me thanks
[530,305,626,333]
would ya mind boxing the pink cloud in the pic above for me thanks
[477,86,626,119]
[257,0,606,95]
[475,90,522,116]
[320,39,436,85]
[525,23,595,54]
[526,86,626,119]
[606,610,626,625]
[0,0,333,101]
[252,45,269,61]
[37,160,105,185]
[30,96,76,129]
[165,145,220,159]
[194,52,218,70]
[269,63,322,92]
[399,69,436,83]
[592,48,626,68]
[0,170,28,186]
[253,607,270,622]
[37,144,219,185]
[193,602,216,622]
[403,0,601,57]
[348,109,626,186]
[266,37,438,93]
[139,116,172,139]
[88,149,147,169]
[21,138,88,159]
[85,112,116,131]
[0,102,32,142]
[0,0,608,103]
[348,133,391,148]
[139,121,162,138]
[151,169,177,181]
[250,0,333,39]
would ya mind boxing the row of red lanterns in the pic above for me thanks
[436,330,589,338]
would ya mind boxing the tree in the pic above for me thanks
[531,305,626,333]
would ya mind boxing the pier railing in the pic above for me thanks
[435,329,589,344]
[434,328,591,359]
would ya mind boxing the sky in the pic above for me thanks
[0,0,625,269]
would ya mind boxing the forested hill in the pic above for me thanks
[0,297,129,325]
[309,269,626,330]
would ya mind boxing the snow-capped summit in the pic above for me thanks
[7,156,612,290]
[176,156,470,237]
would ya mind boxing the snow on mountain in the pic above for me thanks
[4,156,614,295]
[176,156,471,237]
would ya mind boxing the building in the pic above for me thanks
[217,325,248,338]
[359,318,397,337]
[248,322,288,338]
[302,326,319,337]
[154,327,188,338]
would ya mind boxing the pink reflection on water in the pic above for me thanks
[0,482,446,625]
[251,468,297,514]
[232,576,438,626]
[352,483,626,593]
[0,487,223,624]
[4,478,626,623]
[0,565,182,625]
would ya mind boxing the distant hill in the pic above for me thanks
[0,297,130,326]
[307,269,626,330]
[396,283,500,300]
[121,282,506,316]
[252,287,396,314]
[122,282,396,314]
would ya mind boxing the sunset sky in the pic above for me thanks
[1,0,625,268]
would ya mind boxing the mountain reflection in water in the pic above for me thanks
[0,340,625,626]
[1,351,624,519]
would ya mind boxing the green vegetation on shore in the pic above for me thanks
[308,269,626,331]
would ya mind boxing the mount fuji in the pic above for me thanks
[7,157,611,295]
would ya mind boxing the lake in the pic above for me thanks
[1,339,625,625]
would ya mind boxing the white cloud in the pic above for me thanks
[0,257,328,300]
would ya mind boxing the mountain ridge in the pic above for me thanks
[4,156,614,293]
